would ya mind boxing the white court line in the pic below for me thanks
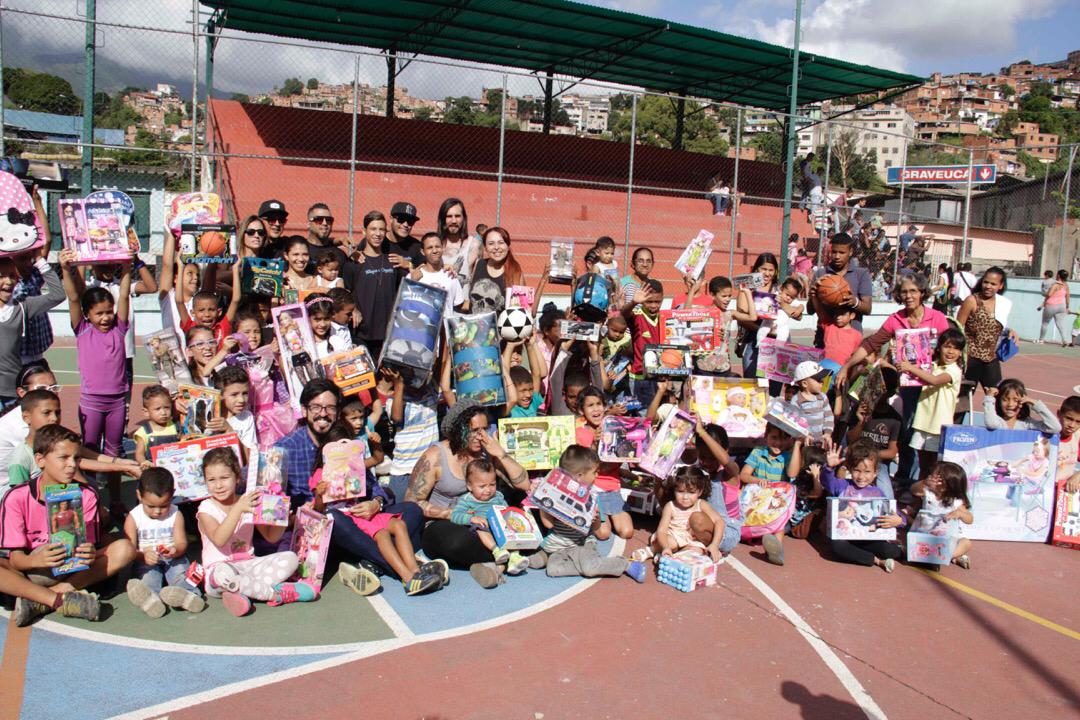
[109,538,624,719]
[49,368,157,381]
[366,594,415,639]
[1028,388,1068,399]
[727,556,887,720]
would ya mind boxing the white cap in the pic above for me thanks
[793,360,830,384]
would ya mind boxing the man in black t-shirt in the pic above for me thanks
[306,203,349,268]
[342,230,404,361]
[386,201,424,266]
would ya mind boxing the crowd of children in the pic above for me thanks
[0,193,1077,631]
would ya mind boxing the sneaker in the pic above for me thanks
[883,558,896,573]
[210,562,240,594]
[339,562,381,597]
[12,596,53,627]
[625,560,647,583]
[159,586,206,613]
[492,546,510,565]
[57,590,101,622]
[762,534,785,566]
[468,562,503,589]
[126,578,167,619]
[268,581,318,606]
[421,559,450,587]
[359,558,385,577]
[954,554,971,570]
[221,591,252,617]
[403,571,441,596]
[506,552,528,576]
[631,546,655,563]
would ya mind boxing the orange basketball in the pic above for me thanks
[199,231,228,257]
[660,348,684,368]
[816,274,853,308]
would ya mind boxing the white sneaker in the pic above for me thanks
[883,558,896,573]
[338,562,381,596]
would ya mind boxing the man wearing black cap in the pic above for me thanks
[258,199,289,255]
[387,201,424,266]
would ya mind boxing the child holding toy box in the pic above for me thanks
[908,461,973,569]
[450,459,528,575]
[632,466,732,563]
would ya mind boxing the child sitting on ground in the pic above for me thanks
[739,423,799,566]
[1058,396,1080,492]
[133,385,181,467]
[634,465,731,563]
[982,378,1062,433]
[529,445,647,583]
[909,460,974,569]
[450,459,528,575]
[791,360,835,447]
[0,424,135,626]
[123,468,205,617]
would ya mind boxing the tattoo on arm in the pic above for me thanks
[406,456,433,502]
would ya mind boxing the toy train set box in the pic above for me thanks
[151,433,242,503]
[528,468,597,533]
[1052,480,1080,550]
[657,550,719,593]
[45,484,90,576]
[498,416,576,471]
[486,505,543,550]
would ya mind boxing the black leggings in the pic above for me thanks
[329,502,424,579]
[830,539,901,567]
[421,519,490,568]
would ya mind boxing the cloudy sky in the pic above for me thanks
[5,0,1078,103]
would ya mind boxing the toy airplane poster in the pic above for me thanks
[689,376,768,439]
[143,329,191,395]
[942,426,1058,542]
[498,416,576,471]
[598,416,651,463]
[177,384,221,438]
[639,409,695,478]
[290,507,334,592]
[446,312,506,407]
[893,327,936,387]
[45,484,90,576]
[756,339,824,384]
[659,308,721,354]
[674,229,713,279]
[272,303,320,416]
[151,433,242,503]
[827,497,898,541]
[320,345,377,396]
[241,257,285,297]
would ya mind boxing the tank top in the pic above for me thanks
[469,262,507,314]
[1047,282,1067,305]
[964,298,1002,362]
[129,504,178,551]
[430,443,468,510]
[669,499,702,533]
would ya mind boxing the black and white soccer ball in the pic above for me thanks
[497,306,534,341]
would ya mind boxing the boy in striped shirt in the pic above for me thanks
[792,361,835,447]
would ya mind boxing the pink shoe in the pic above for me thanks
[222,591,252,617]
[267,581,317,606]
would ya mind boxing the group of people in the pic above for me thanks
[0,190,1077,630]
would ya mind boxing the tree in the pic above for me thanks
[94,93,140,130]
[1000,85,1015,98]
[996,109,1020,138]
[824,128,860,187]
[4,68,80,114]
[750,130,783,164]
[414,106,434,121]
[278,77,303,97]
[306,78,319,90]
[442,96,480,125]
[607,95,727,154]
[231,93,250,103]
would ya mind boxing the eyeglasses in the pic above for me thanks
[189,339,216,349]
[635,258,654,265]
[310,216,334,225]
[262,215,286,224]
[244,228,266,237]
[26,383,60,393]
[393,216,415,225]
[307,403,339,416]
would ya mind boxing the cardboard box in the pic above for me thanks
[690,376,769,439]
[151,433,242,503]
[764,398,810,439]
[486,505,542,550]
[291,507,334,592]
[643,344,693,378]
[528,468,597,533]
[321,439,367,503]
[498,416,576,471]
[894,327,936,387]
[906,511,958,564]
[559,319,601,342]
[272,302,319,415]
[674,229,713,279]
[177,384,221,438]
[45,484,90,576]
[320,345,377,396]
[447,312,507,406]
[657,550,719,592]
[178,223,237,264]
[549,241,575,283]
[827,497,897,541]
[757,339,825,384]
[380,278,447,386]
[640,409,696,478]
[241,257,285,297]
[659,308,721,353]
[143,329,191,396]
[598,416,651,463]
[1051,480,1080,550]
[58,198,131,265]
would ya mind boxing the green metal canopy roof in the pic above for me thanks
[201,0,923,110]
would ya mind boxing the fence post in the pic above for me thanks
[190,0,199,191]
[892,138,909,284]
[496,73,507,227]
[822,123,832,245]
[0,7,5,159]
[622,94,638,270]
[961,149,974,263]
[347,55,360,244]
[1060,146,1076,273]
[81,0,96,193]
[729,107,743,278]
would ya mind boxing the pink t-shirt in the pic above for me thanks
[0,481,100,551]
[197,497,255,568]
[861,306,950,357]
[823,324,863,365]
[76,317,130,396]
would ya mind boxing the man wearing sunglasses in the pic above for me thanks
[386,201,424,266]
[258,199,298,257]
[306,203,349,268]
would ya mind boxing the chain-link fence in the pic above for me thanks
[3,2,1077,292]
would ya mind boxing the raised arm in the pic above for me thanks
[158,231,177,299]
[224,261,242,323]
[116,260,133,325]
[58,249,83,330]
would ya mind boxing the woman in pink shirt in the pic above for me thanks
[1039,270,1072,347]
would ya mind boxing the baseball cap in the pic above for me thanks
[258,199,288,217]
[390,201,419,223]
[792,360,830,384]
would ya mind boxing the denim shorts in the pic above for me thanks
[597,490,628,518]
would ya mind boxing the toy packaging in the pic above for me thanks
[657,550,719,592]
[320,345,377,396]
[505,285,535,313]
[321,439,367,503]
[498,416,576,471]
[241,257,286,297]
[143,329,191,395]
[253,492,290,528]
[752,290,778,321]
[178,223,237,264]
[640,409,696,478]
[571,272,611,322]
[549,240,575,284]
[486,505,543,550]
[736,482,796,538]
[151,433,242,503]
[764,398,810,439]
[528,468,597,533]
[44,484,90,576]
[659,308,721,353]
[622,487,658,515]
[827,497,898,541]
[559,319,601,342]
[674,229,714,279]
[941,426,1058,542]
[732,272,766,291]
[177,384,221,438]
[848,363,898,412]
[893,327,936,387]
[272,303,320,416]
[606,355,631,388]
[252,447,289,527]
[0,171,45,257]
[690,376,768,439]
[756,339,825,384]
[380,278,447,387]
[906,510,958,564]
[290,507,334,592]
[167,192,223,236]
[446,312,507,407]
[58,198,131,264]
[85,189,134,224]
[643,344,693,378]
[1051,480,1080,550]
[598,416,651,463]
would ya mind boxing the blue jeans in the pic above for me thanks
[876,464,895,499]
[388,474,410,505]
[136,556,201,595]
[631,377,657,416]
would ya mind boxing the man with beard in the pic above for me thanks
[258,199,293,256]
[275,379,352,507]
[807,232,874,346]
[306,203,349,267]
[437,198,481,292]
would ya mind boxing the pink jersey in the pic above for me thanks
[197,497,255,568]
[0,481,100,551]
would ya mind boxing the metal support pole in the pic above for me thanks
[1060,146,1076,274]
[0,7,5,158]
[891,138,909,284]
[622,94,638,270]
[822,123,832,246]
[960,150,975,263]
[204,18,216,188]
[729,107,743,278]
[495,74,507,226]
[673,95,686,151]
[542,67,554,135]
[81,0,97,193]
[385,48,397,118]
[190,0,199,190]
[347,55,360,244]
[778,0,804,279]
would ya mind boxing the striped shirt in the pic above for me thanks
[743,446,792,484]
[794,392,834,444]
[387,385,439,476]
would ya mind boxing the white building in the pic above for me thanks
[801,105,915,178]
[560,94,610,135]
